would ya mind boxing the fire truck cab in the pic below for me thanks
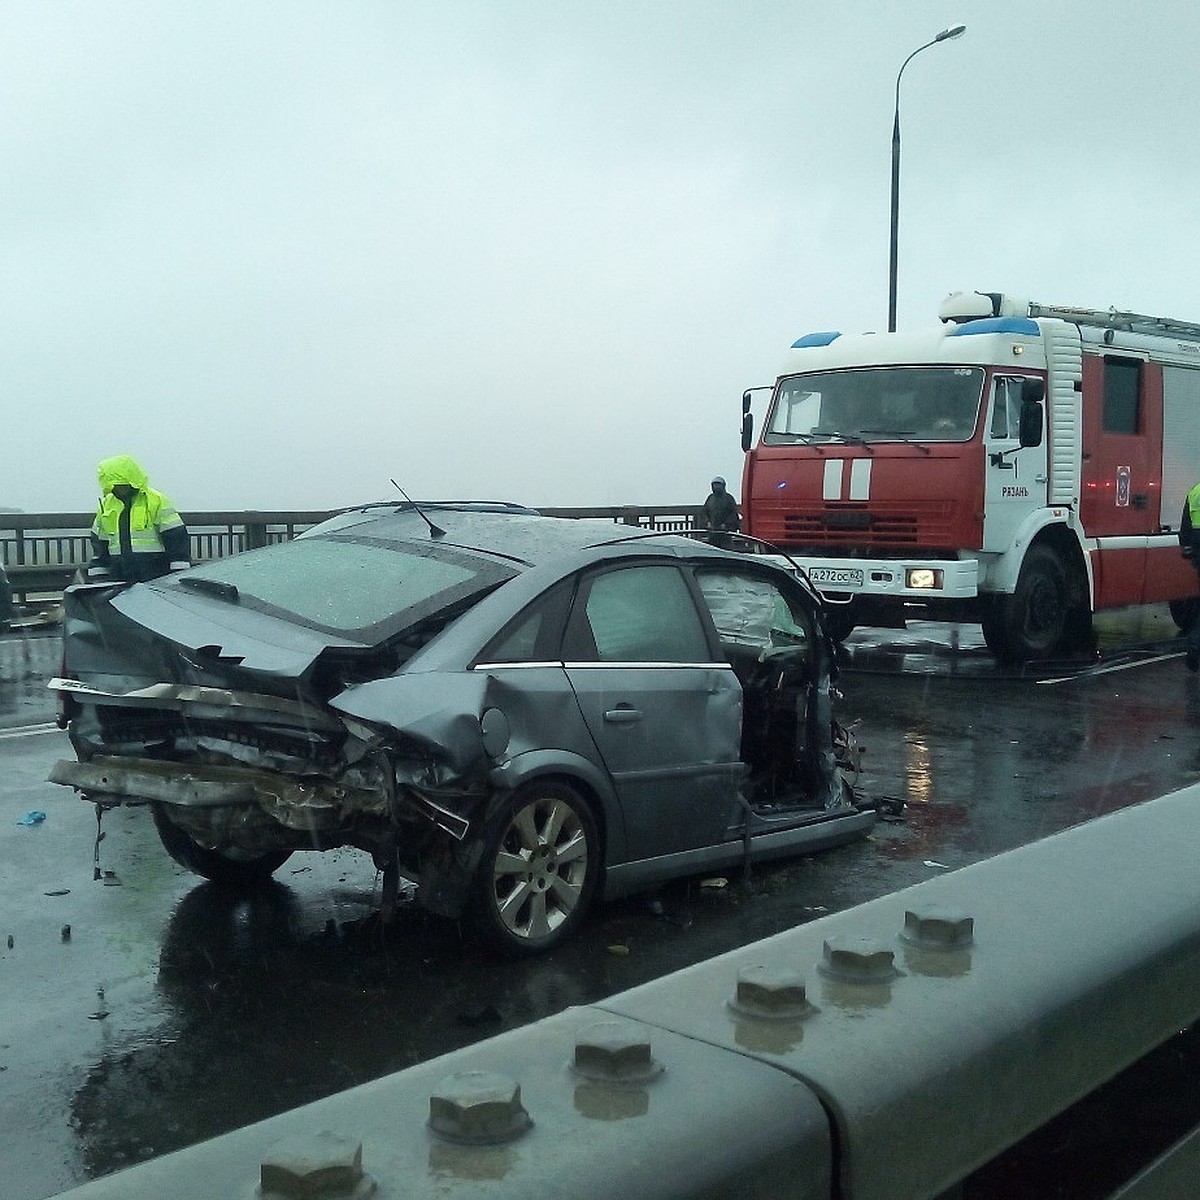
[740,290,1200,662]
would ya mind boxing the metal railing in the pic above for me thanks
[0,504,702,602]
[49,783,1200,1199]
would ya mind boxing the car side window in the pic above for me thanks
[485,609,544,662]
[480,581,573,663]
[565,564,711,663]
[695,570,811,653]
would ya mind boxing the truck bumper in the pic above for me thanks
[767,555,981,604]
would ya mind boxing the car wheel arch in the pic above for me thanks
[485,751,618,865]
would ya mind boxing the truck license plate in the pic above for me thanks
[807,567,864,588]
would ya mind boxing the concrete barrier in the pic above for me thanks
[51,785,1200,1198]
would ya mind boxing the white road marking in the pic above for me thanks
[1037,652,1184,684]
[0,722,64,739]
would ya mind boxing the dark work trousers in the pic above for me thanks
[1189,563,1200,665]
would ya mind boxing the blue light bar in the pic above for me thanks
[790,331,841,348]
[949,317,1041,337]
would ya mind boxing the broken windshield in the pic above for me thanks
[763,366,985,446]
[177,535,515,638]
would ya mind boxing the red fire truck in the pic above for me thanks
[739,290,1200,661]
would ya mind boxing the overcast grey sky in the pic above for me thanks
[4,2,1198,515]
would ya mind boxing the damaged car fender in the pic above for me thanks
[333,667,626,858]
[485,748,623,859]
[332,671,495,777]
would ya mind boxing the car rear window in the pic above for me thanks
[179,535,512,636]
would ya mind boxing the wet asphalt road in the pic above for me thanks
[2,610,1199,1200]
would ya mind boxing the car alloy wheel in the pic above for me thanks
[474,781,599,955]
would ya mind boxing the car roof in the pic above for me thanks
[304,504,719,569]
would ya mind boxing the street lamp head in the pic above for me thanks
[936,24,967,41]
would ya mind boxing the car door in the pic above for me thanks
[562,562,742,861]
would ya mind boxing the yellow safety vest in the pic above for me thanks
[91,488,184,558]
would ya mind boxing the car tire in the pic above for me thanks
[151,803,292,887]
[471,780,600,956]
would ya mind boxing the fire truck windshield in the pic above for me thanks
[763,366,985,446]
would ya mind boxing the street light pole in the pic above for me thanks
[888,23,966,332]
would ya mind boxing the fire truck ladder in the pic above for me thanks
[1027,301,1200,345]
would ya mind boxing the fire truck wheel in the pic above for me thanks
[1169,598,1199,633]
[823,609,856,643]
[987,546,1069,662]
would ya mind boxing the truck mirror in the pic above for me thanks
[1019,398,1044,448]
[741,411,754,453]
[742,391,753,415]
[1022,378,1046,405]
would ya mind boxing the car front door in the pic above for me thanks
[562,562,742,860]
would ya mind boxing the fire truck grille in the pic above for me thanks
[778,505,944,547]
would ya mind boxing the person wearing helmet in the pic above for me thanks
[700,475,740,536]
[88,455,191,582]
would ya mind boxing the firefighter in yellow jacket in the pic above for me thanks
[88,455,191,582]
[1181,479,1200,672]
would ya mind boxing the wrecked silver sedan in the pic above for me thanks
[49,503,874,953]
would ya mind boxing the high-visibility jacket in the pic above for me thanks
[90,455,190,582]
[1180,482,1200,561]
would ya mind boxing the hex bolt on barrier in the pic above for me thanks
[571,1020,664,1084]
[817,935,899,984]
[899,905,975,949]
[258,1131,376,1199]
[427,1070,532,1145]
[728,964,816,1021]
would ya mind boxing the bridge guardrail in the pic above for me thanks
[48,784,1200,1199]
[0,505,702,604]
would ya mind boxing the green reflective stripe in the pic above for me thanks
[1189,482,1200,525]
